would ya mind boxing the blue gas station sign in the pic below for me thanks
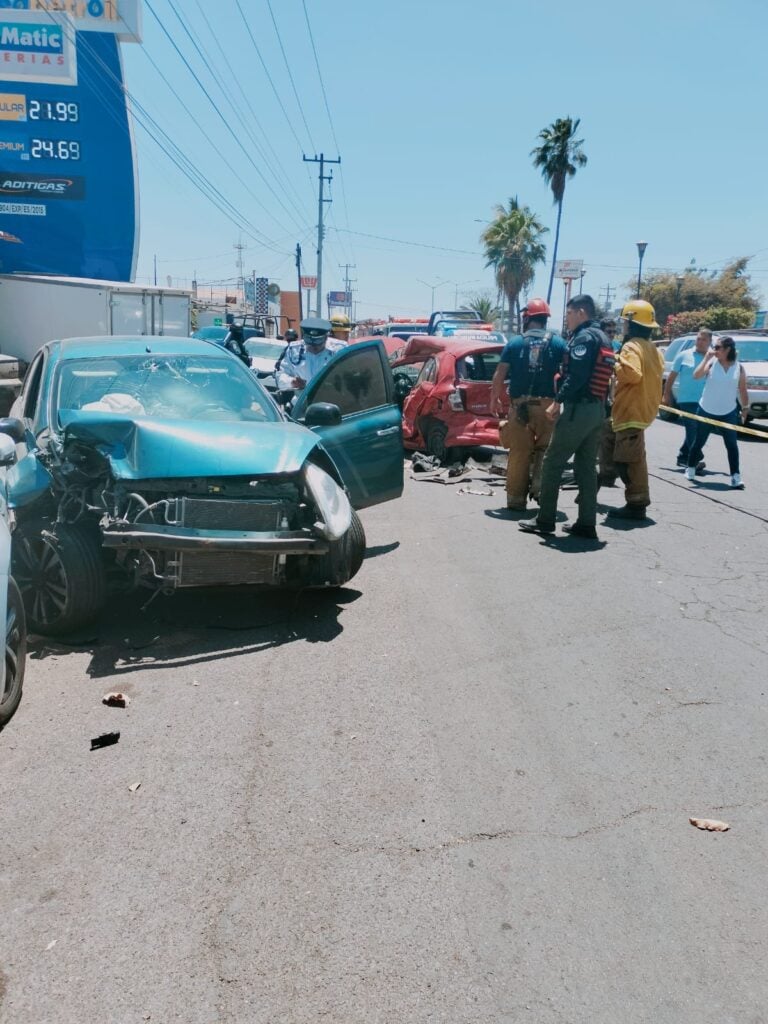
[0,8,139,280]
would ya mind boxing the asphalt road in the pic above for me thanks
[1,419,767,1024]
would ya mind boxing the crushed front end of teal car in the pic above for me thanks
[7,337,403,635]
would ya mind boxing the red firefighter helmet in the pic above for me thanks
[522,298,551,318]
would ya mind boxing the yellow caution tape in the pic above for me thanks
[658,404,768,439]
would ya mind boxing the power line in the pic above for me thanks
[56,18,288,251]
[137,45,303,236]
[191,0,311,219]
[336,228,482,256]
[266,0,316,152]
[148,0,306,235]
[233,0,308,156]
[301,0,356,266]
[171,1,311,226]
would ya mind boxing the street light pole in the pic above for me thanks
[675,274,684,314]
[636,240,648,299]
[416,278,444,310]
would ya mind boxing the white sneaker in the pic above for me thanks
[685,467,695,481]
[730,473,744,489]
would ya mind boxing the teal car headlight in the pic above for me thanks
[303,462,352,541]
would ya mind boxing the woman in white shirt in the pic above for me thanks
[685,336,749,488]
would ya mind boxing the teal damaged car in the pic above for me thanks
[5,337,403,635]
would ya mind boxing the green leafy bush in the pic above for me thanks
[665,307,754,339]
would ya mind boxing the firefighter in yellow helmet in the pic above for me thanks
[604,300,664,520]
[329,313,352,342]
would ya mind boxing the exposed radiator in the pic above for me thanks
[176,498,281,587]
[180,497,282,531]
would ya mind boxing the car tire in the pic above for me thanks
[14,521,106,636]
[0,578,26,732]
[311,511,366,587]
[425,420,448,462]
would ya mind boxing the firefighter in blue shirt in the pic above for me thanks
[490,298,566,510]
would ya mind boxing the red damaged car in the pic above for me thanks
[391,335,510,461]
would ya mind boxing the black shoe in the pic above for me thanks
[695,460,706,475]
[519,517,555,535]
[563,523,598,539]
[676,455,687,467]
[606,504,647,520]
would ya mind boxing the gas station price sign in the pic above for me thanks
[0,7,141,280]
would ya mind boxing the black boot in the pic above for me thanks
[606,504,647,520]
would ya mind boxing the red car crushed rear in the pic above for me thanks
[391,336,510,460]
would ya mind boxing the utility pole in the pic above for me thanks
[234,238,246,307]
[600,283,615,312]
[295,243,303,322]
[303,153,340,318]
[339,262,356,321]
[153,254,157,287]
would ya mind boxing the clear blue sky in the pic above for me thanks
[123,0,768,323]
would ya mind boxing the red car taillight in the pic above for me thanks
[447,388,466,411]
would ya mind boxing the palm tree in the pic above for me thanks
[531,116,588,302]
[460,291,499,324]
[481,198,548,330]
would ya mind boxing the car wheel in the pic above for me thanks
[13,522,106,635]
[0,578,26,732]
[310,511,366,587]
[425,420,448,461]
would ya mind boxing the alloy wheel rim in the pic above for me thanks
[3,596,21,706]
[14,535,68,626]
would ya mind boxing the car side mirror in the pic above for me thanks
[0,417,24,444]
[304,402,342,428]
[0,433,16,466]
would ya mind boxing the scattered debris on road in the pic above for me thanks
[102,692,130,708]
[457,486,493,496]
[689,817,730,832]
[90,732,121,751]
[128,782,142,794]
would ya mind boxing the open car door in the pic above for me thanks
[291,340,403,509]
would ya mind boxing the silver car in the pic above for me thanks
[662,332,768,421]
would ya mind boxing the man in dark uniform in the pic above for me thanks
[490,298,566,510]
[519,294,611,540]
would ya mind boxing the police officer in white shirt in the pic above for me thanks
[275,317,346,396]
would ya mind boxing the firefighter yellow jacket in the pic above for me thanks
[611,337,664,431]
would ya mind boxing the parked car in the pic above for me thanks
[6,337,403,635]
[0,429,27,733]
[379,321,430,343]
[244,337,286,392]
[661,332,768,421]
[391,336,509,461]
